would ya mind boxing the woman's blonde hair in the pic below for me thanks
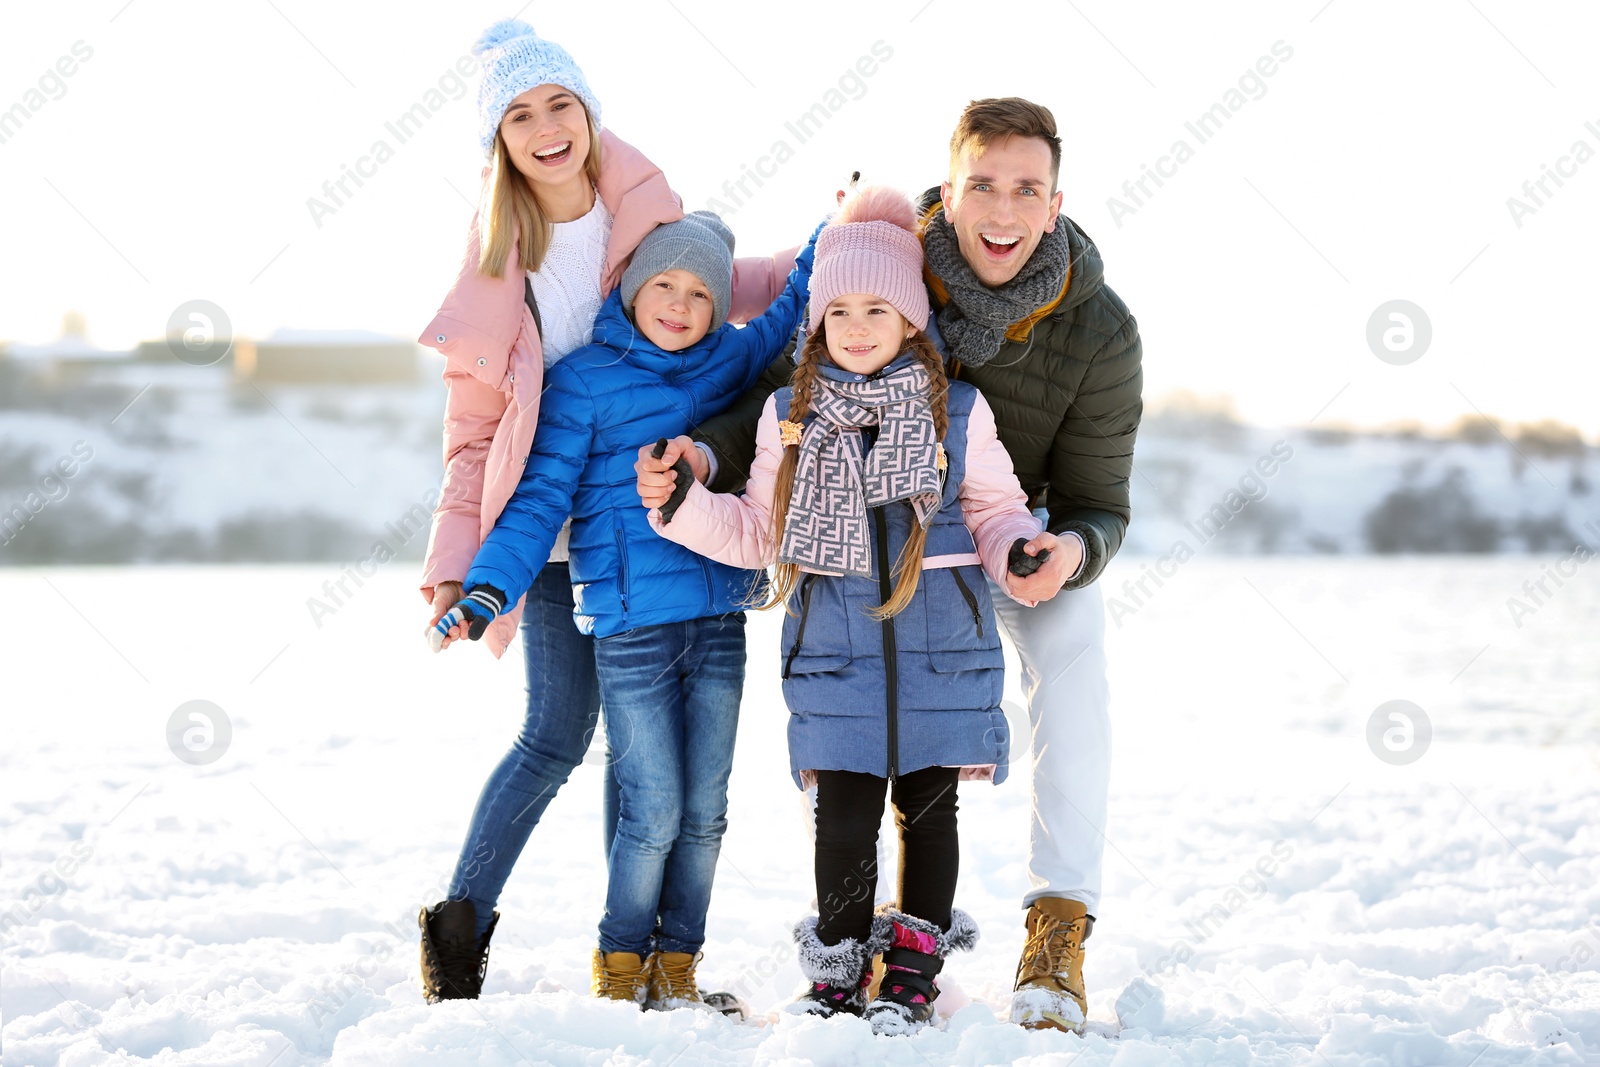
[758,328,949,620]
[476,106,603,278]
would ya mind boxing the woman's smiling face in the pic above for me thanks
[821,294,915,375]
[498,84,591,190]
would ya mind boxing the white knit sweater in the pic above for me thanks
[528,190,612,562]
[529,192,613,367]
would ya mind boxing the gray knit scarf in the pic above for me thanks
[778,360,943,578]
[921,208,1073,367]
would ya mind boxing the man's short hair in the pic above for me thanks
[948,97,1062,188]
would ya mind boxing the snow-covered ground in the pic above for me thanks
[2,558,1597,1066]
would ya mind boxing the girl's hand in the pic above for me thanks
[428,581,464,649]
[1005,532,1077,603]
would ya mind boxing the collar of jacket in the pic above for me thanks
[814,349,918,385]
[589,289,722,376]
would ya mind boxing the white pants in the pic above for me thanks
[987,576,1111,916]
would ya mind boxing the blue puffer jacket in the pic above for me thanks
[775,370,1011,786]
[464,242,813,637]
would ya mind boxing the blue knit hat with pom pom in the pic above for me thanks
[473,19,601,157]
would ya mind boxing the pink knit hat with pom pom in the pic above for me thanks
[807,186,929,334]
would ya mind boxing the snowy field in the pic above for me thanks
[2,558,1597,1066]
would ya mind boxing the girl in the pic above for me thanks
[416,19,794,1004]
[647,187,1062,1034]
[433,208,819,1008]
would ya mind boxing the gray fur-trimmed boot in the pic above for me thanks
[786,914,891,1018]
[863,905,979,1036]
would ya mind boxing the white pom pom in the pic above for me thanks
[472,19,532,58]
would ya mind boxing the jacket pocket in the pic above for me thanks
[780,573,851,671]
[614,525,631,614]
[925,565,1002,654]
[782,573,818,679]
[784,653,852,675]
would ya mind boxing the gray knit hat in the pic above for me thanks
[473,20,601,157]
[620,212,737,332]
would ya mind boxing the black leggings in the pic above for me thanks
[813,766,960,946]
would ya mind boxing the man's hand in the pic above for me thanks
[1004,532,1079,603]
[635,435,707,509]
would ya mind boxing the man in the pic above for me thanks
[637,97,1141,1032]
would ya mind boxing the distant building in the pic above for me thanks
[234,328,420,384]
[2,312,136,385]
[4,315,422,386]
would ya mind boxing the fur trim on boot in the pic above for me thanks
[787,915,877,1018]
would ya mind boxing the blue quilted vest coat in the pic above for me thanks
[774,363,1011,787]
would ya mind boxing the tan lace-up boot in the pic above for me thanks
[591,948,648,1006]
[646,950,708,1011]
[1010,897,1091,1032]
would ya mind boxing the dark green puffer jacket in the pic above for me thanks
[695,195,1142,590]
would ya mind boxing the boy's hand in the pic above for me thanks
[1004,532,1076,604]
[428,585,506,653]
[635,436,706,509]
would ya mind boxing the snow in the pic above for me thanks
[5,354,1598,564]
[2,559,1597,1065]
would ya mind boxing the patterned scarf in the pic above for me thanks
[921,208,1073,367]
[778,360,943,578]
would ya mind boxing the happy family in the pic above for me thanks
[415,18,1141,1037]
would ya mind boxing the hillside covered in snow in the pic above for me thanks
[1,355,1595,565]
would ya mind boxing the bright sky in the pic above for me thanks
[2,1,1596,436]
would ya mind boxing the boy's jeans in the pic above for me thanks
[593,613,746,956]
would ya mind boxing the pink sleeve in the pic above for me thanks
[727,246,800,325]
[649,395,784,568]
[960,392,1045,606]
[419,362,507,596]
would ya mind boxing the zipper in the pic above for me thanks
[781,573,817,679]
[950,568,983,638]
[614,527,631,613]
[872,506,900,779]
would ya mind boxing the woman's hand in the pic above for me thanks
[427,581,464,649]
[427,584,506,653]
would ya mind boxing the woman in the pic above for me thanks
[415,19,792,1003]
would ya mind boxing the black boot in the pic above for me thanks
[864,906,979,1035]
[419,899,498,1002]
[786,914,888,1019]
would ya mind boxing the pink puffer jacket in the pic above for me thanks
[418,129,795,657]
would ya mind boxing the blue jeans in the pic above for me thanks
[593,614,746,957]
[448,562,602,937]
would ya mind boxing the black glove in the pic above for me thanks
[1008,538,1051,577]
[652,438,695,525]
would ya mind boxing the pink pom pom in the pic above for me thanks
[831,185,916,233]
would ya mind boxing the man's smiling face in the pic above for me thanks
[941,134,1065,287]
